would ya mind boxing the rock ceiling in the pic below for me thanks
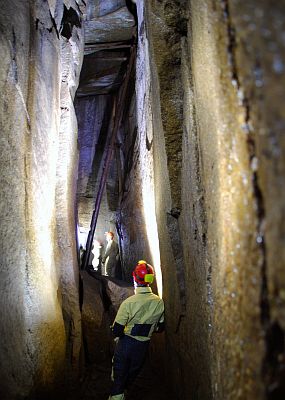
[76,0,136,97]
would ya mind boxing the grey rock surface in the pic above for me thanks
[85,6,135,44]
[0,1,84,398]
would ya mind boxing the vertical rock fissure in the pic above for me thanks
[221,1,276,396]
[166,212,186,314]
[48,11,59,38]
[221,0,238,85]
[263,321,285,399]
[10,28,18,83]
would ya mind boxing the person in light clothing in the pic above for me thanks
[108,260,164,400]
[102,231,119,277]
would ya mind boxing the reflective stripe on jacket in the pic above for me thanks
[112,286,164,342]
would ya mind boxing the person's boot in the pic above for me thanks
[108,394,125,400]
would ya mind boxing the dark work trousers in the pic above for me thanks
[111,335,150,395]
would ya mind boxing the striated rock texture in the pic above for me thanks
[0,1,84,398]
[118,0,285,399]
[181,1,285,399]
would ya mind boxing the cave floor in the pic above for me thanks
[78,356,168,400]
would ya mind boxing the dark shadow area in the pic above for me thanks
[61,5,81,40]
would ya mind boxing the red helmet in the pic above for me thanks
[133,260,154,285]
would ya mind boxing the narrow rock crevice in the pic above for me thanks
[126,0,138,24]
[263,321,285,399]
[49,11,60,38]
[221,1,276,396]
[123,126,138,185]
[10,28,18,83]
[221,0,238,85]
[166,212,186,313]
[221,0,269,310]
[60,6,81,40]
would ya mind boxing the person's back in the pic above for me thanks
[114,286,164,341]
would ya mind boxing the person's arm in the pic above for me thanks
[110,300,130,338]
[154,301,165,333]
[155,319,165,333]
[111,322,125,337]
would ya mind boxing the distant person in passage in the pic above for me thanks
[91,239,102,271]
[79,245,85,264]
[108,260,165,400]
[102,231,119,278]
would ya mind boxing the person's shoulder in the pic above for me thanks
[150,292,163,299]
[121,293,136,304]
[151,294,164,305]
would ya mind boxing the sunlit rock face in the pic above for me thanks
[118,94,156,281]
[0,1,84,398]
[125,0,285,399]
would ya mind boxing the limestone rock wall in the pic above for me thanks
[127,1,285,399]
[182,1,285,398]
[0,1,85,398]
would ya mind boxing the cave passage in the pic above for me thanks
[1,1,285,400]
[74,4,167,398]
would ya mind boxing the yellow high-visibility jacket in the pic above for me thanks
[112,286,164,341]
